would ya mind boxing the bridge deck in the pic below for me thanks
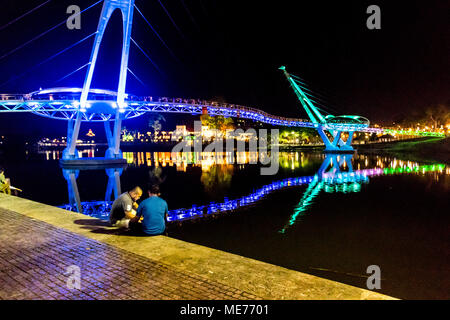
[0,98,443,136]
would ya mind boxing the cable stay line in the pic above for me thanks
[292,78,333,101]
[130,38,166,79]
[311,104,332,116]
[0,32,96,88]
[127,68,148,88]
[290,75,336,101]
[54,62,90,85]
[198,0,210,17]
[301,91,340,114]
[290,74,340,100]
[289,77,340,114]
[134,4,180,63]
[0,0,102,62]
[179,0,200,31]
[290,74,360,113]
[295,83,338,107]
[0,0,53,32]
[289,75,354,114]
[156,0,186,40]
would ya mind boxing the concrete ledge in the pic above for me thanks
[0,193,396,300]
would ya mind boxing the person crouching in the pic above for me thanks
[109,186,143,229]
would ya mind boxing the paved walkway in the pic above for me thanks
[0,208,259,300]
[0,194,394,300]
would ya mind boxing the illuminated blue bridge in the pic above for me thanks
[0,87,319,127]
[0,0,443,161]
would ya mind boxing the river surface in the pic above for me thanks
[2,148,449,299]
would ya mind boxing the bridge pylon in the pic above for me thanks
[279,66,369,153]
[63,0,136,160]
[62,164,125,214]
[317,126,355,152]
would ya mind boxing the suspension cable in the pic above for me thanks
[130,38,166,78]
[290,74,359,113]
[134,4,179,62]
[127,68,147,88]
[0,0,53,32]
[290,78,339,113]
[54,62,90,84]
[156,0,186,40]
[0,32,96,88]
[179,0,200,30]
[291,76,352,114]
[0,0,102,62]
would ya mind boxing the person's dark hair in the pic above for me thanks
[148,184,160,195]
[0,167,4,173]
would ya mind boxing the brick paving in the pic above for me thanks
[0,208,260,300]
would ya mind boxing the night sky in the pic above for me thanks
[0,0,448,138]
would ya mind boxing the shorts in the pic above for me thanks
[110,218,130,229]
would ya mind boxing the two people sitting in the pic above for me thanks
[109,186,142,228]
[0,167,11,195]
[109,184,168,236]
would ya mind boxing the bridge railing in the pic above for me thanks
[125,95,312,123]
[1,93,445,135]
[0,94,27,101]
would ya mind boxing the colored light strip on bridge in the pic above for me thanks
[383,129,445,137]
[1,99,445,137]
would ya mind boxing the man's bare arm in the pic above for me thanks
[124,210,136,220]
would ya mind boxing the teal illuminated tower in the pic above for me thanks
[279,66,370,152]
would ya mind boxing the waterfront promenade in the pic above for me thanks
[0,194,393,300]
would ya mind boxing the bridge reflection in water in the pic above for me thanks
[61,164,125,217]
[58,153,447,226]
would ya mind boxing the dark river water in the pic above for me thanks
[1,148,449,299]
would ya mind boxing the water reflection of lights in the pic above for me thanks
[58,153,448,225]
[122,151,303,172]
[59,165,124,219]
[45,150,413,172]
[43,149,95,160]
[171,162,445,223]
[279,162,448,233]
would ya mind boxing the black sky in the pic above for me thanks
[0,0,448,137]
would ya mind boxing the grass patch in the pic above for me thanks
[359,137,450,164]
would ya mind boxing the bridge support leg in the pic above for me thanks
[105,168,122,201]
[63,113,81,159]
[66,118,74,148]
[332,131,342,148]
[104,121,113,147]
[113,115,122,155]
[317,126,355,152]
[343,154,354,172]
[317,126,336,152]
[317,154,333,177]
[346,131,354,146]
[104,111,123,159]
[64,169,82,213]
[337,131,354,151]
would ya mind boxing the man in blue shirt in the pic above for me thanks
[130,184,168,236]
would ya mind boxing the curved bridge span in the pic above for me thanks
[0,88,383,133]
